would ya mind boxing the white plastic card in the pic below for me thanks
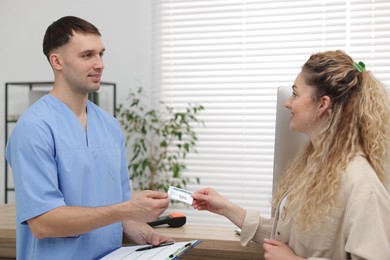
[168,186,193,205]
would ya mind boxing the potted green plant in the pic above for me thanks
[116,87,204,192]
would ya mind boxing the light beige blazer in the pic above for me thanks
[241,154,390,260]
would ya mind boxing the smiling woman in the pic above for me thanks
[151,0,390,228]
[190,50,390,259]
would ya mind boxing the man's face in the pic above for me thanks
[56,31,105,95]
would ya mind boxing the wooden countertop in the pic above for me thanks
[0,204,16,259]
[150,225,263,259]
[0,204,263,259]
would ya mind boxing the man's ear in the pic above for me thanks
[318,95,331,116]
[49,53,62,70]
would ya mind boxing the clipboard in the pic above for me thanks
[164,240,201,260]
[100,240,201,260]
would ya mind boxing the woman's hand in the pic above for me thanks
[263,239,305,260]
[191,188,230,216]
[192,187,246,228]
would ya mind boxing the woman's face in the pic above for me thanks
[284,72,323,141]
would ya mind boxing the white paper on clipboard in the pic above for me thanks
[100,240,201,260]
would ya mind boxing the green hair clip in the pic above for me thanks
[353,61,365,73]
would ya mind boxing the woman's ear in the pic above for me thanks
[318,95,331,116]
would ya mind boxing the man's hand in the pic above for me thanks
[123,221,173,246]
[125,190,170,223]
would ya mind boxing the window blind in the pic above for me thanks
[151,0,390,227]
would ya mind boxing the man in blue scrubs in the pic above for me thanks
[6,16,171,259]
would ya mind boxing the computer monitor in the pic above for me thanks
[272,86,308,215]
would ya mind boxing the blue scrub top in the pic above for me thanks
[6,95,131,260]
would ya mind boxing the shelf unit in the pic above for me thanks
[4,81,117,203]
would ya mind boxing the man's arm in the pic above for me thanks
[27,190,169,239]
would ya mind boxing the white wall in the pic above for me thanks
[0,0,153,204]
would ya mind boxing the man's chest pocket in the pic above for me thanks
[103,143,121,180]
[57,144,121,185]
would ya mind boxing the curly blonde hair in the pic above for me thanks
[273,50,390,230]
